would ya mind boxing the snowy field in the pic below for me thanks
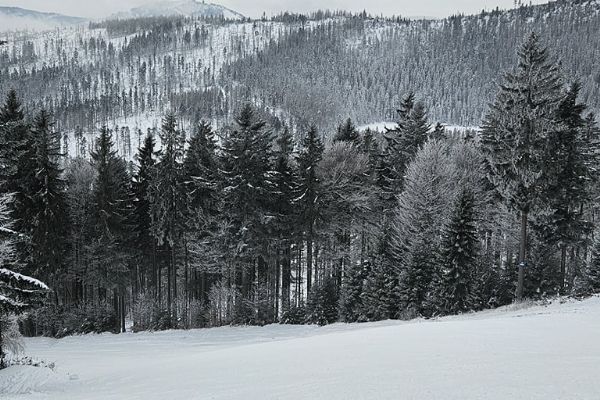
[2,296,600,399]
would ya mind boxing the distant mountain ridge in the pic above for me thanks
[0,6,86,32]
[113,0,244,20]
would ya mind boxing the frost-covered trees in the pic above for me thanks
[392,140,456,317]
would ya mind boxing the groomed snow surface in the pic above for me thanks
[2,296,600,399]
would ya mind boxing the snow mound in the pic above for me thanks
[0,365,68,395]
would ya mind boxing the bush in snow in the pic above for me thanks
[0,314,23,365]
[305,278,339,326]
[27,303,118,338]
[280,305,306,325]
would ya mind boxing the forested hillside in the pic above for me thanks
[1,0,600,148]
[224,0,600,130]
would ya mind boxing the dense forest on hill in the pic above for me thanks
[224,0,600,131]
[0,0,599,142]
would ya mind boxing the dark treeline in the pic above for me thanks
[1,34,600,338]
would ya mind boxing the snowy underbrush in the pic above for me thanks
[24,303,119,338]
[5,355,56,370]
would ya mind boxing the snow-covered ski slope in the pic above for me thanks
[2,296,600,399]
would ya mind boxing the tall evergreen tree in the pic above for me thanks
[437,189,479,315]
[481,32,564,300]
[296,126,324,296]
[333,118,360,144]
[90,127,131,330]
[183,120,221,309]
[150,115,186,320]
[539,83,599,293]
[0,90,24,123]
[272,127,296,313]
[130,134,156,298]
[28,110,68,283]
[382,92,431,195]
[184,120,219,214]
[0,91,32,267]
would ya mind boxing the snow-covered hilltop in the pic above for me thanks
[0,6,86,32]
[112,0,245,20]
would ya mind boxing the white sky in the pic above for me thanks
[1,0,549,19]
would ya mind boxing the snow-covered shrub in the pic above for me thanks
[131,292,159,332]
[234,283,275,326]
[305,278,339,326]
[0,314,23,365]
[280,305,306,325]
[186,299,209,329]
[8,356,55,369]
[28,303,118,337]
[208,280,240,327]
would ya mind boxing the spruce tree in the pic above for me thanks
[481,33,564,300]
[220,104,274,274]
[130,134,156,298]
[338,260,366,322]
[0,90,24,123]
[360,256,398,321]
[183,120,221,310]
[184,120,219,214]
[437,189,478,315]
[296,126,324,295]
[382,92,431,195]
[90,127,131,329]
[540,83,598,293]
[333,118,360,144]
[0,91,32,266]
[150,114,186,321]
[272,127,296,313]
[28,110,68,281]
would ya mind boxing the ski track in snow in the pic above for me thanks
[1,296,600,399]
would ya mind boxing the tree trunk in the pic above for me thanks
[172,244,177,324]
[0,315,5,370]
[306,237,313,296]
[517,211,528,301]
[560,245,567,295]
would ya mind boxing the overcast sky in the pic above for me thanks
[1,0,548,19]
